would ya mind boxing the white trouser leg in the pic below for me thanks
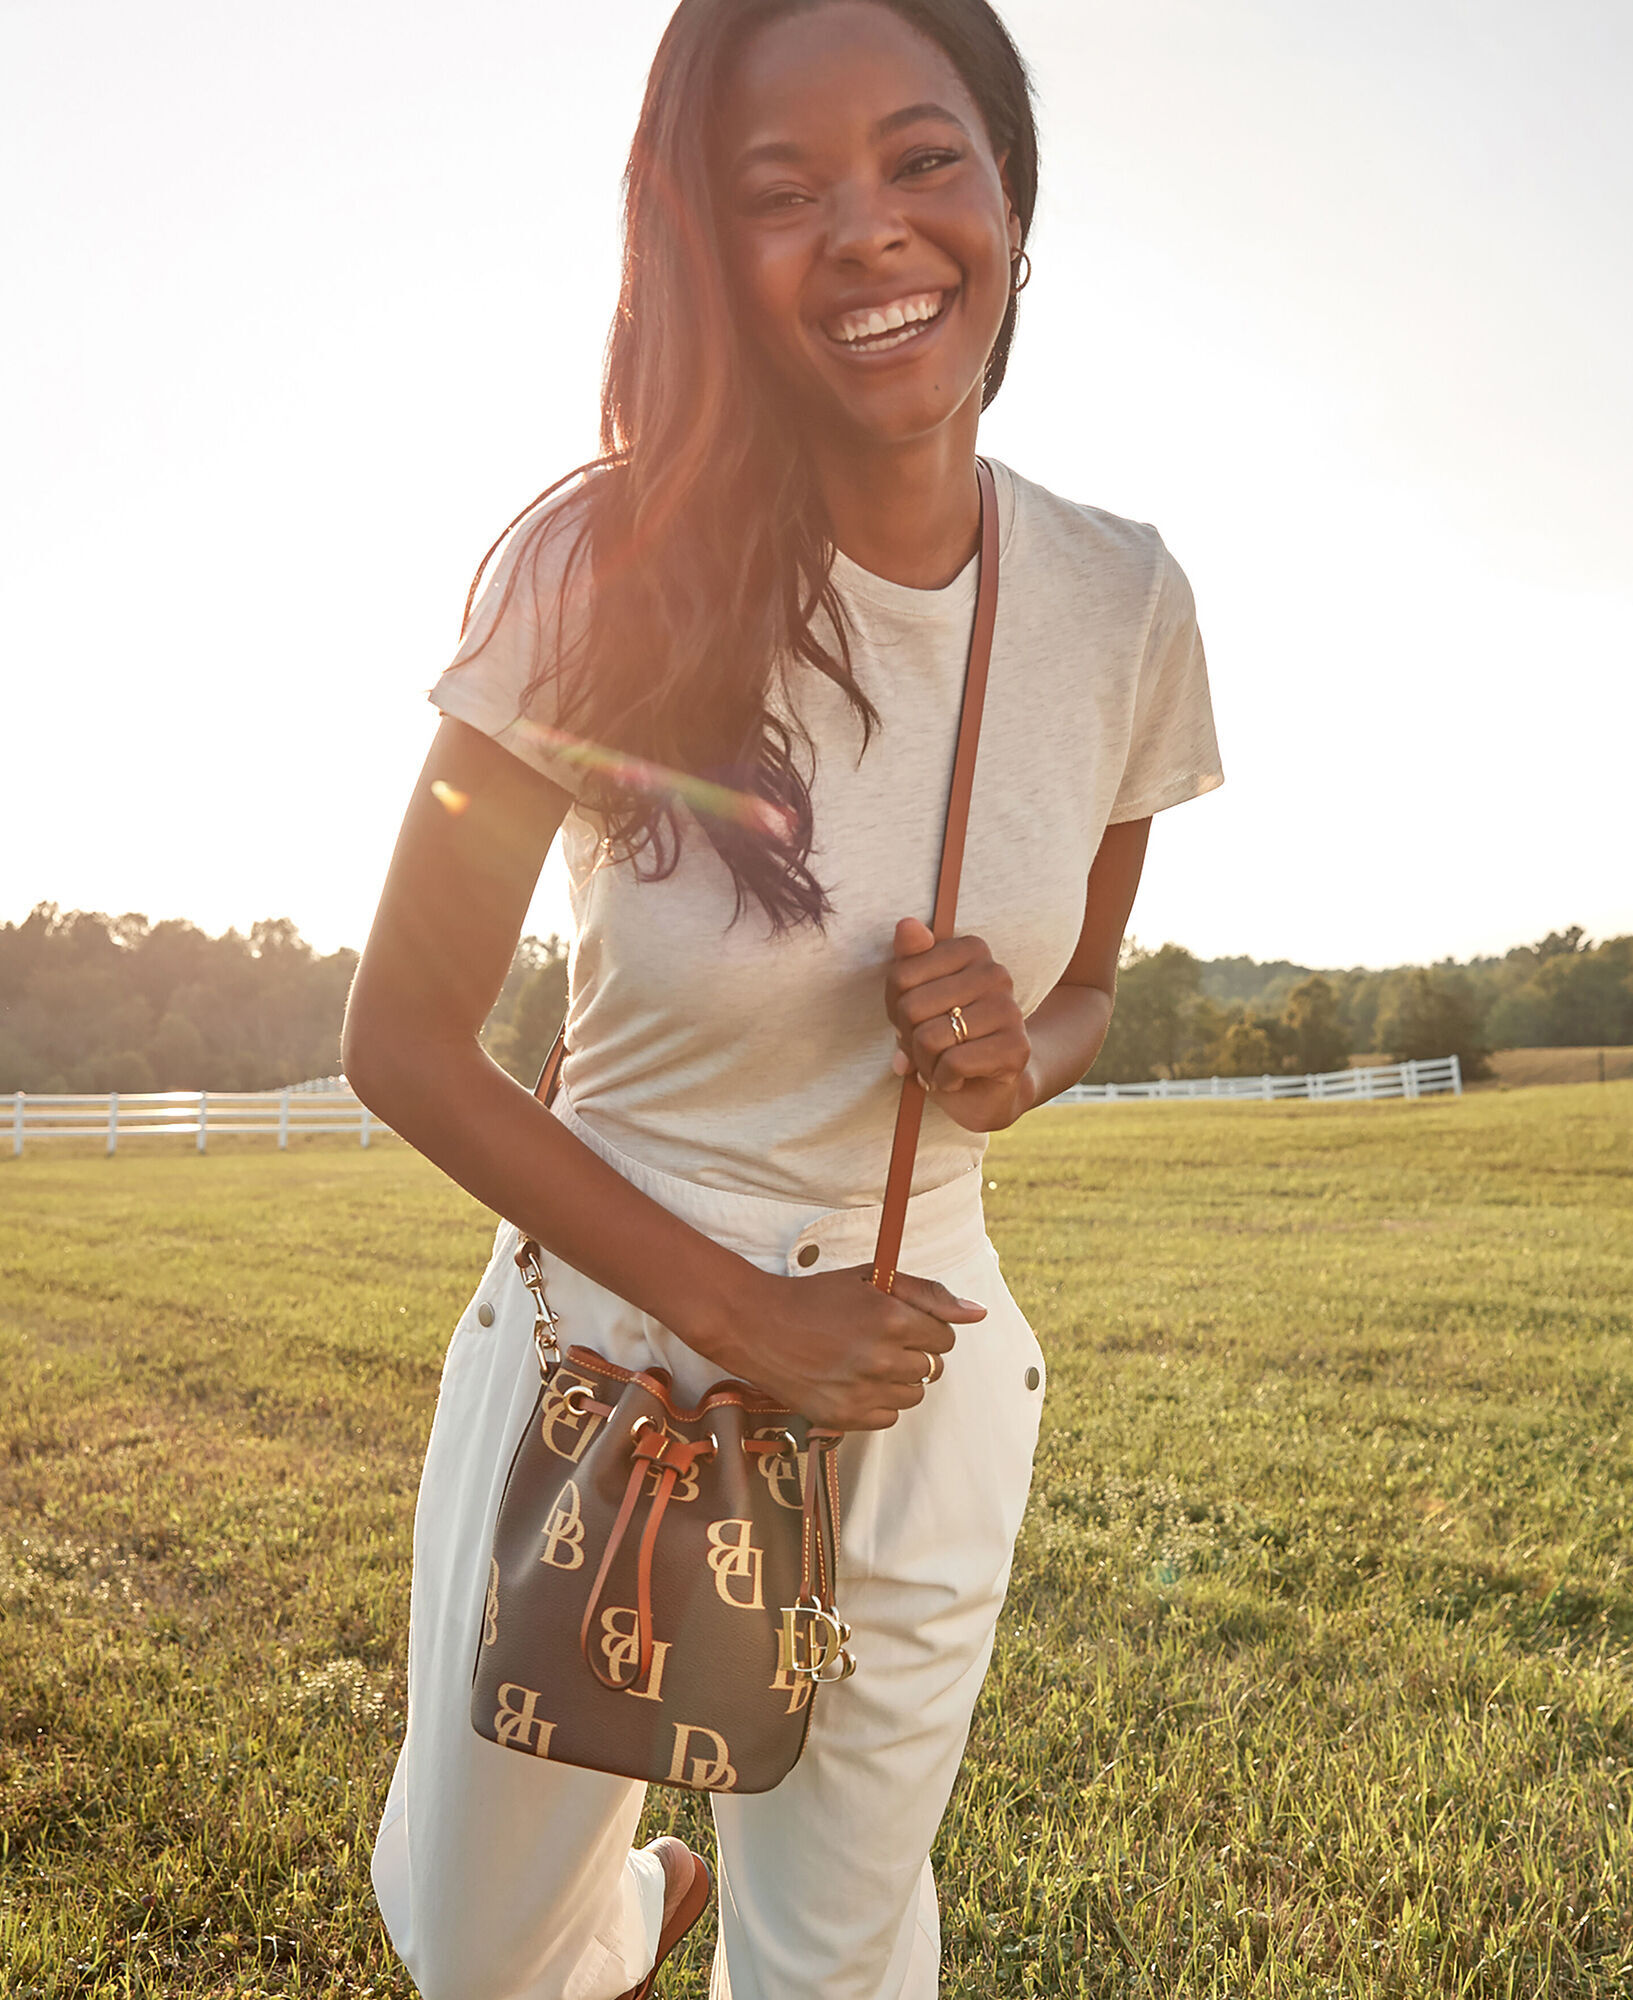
[371,1223,666,2000]
[704,1234,1045,2000]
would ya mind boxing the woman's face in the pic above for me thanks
[717,1,1020,452]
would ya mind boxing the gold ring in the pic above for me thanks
[947,1005,969,1044]
[920,1353,941,1386]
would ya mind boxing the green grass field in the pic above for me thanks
[2,1084,1630,1997]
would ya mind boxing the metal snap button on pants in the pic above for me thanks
[371,1092,1047,2000]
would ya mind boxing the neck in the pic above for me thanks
[805,401,984,590]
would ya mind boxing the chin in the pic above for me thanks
[823,375,982,448]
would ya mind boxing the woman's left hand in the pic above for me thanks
[884,917,1036,1133]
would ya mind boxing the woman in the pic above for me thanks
[344,1,1222,1994]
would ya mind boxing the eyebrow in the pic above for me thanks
[734,101,972,172]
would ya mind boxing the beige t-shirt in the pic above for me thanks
[431,459,1222,1206]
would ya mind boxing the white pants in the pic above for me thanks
[373,1093,1046,2000]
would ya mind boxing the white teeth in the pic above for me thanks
[826,292,946,347]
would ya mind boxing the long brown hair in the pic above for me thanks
[464,0,1038,929]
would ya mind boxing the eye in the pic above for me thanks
[744,184,812,216]
[900,147,962,179]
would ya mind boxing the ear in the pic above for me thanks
[994,149,1023,257]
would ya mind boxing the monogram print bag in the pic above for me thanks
[471,461,1001,1794]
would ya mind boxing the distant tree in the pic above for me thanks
[483,935,570,1084]
[1213,1020,1278,1076]
[1487,935,1633,1049]
[0,905,358,1092]
[1282,975,1351,1075]
[1375,968,1491,1078]
[1198,955,1316,1014]
[1090,942,1205,1082]
[1332,968,1388,1056]
[1530,926,1589,963]
[150,1010,209,1088]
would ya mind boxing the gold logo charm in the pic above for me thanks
[705,1519,765,1609]
[667,1722,737,1791]
[539,1480,587,1570]
[493,1683,556,1756]
[777,1602,856,1684]
[482,1558,500,1647]
[598,1607,672,1703]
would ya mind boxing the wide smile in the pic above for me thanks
[818,287,955,360]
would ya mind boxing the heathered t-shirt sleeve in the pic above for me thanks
[428,489,593,798]
[1107,541,1224,824]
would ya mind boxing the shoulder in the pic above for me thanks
[450,469,607,671]
[990,460,1190,632]
[470,469,603,618]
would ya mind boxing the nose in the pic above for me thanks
[825,177,908,266]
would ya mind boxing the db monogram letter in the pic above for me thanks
[493,1684,556,1757]
[705,1518,764,1610]
[667,1723,737,1791]
[539,1480,586,1571]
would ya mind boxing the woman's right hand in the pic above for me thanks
[720,1267,988,1431]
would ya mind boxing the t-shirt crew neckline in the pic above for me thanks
[825,459,1018,620]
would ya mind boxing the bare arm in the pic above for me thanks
[884,815,1152,1129]
[343,718,983,1428]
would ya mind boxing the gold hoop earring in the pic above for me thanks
[1010,248,1032,295]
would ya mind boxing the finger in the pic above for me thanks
[888,933,989,1005]
[928,1027,1031,1095]
[889,1273,986,1325]
[910,1023,1028,1099]
[893,916,936,960]
[903,993,1006,1072]
[894,964,1009,1032]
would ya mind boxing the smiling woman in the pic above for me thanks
[341,2,1221,1996]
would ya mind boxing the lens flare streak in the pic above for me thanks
[512,717,791,838]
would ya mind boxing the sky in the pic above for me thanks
[3,0,1629,970]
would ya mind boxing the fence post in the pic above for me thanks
[360,1103,372,1150]
[278,1089,291,1151]
[1306,1073,1317,1101]
[106,1090,119,1157]
[1403,1060,1419,1101]
[1260,1074,1272,1101]
[11,1092,21,1158]
[197,1090,208,1153]
[1450,1054,1463,1097]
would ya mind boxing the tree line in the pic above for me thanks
[1094,927,1633,1085]
[0,903,1627,1095]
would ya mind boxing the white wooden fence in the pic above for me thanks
[3,1054,1462,1155]
[4,1087,386,1155]
[1054,1054,1462,1104]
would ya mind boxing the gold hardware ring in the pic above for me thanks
[947,1005,969,1044]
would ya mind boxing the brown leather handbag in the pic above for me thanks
[471,460,1001,1794]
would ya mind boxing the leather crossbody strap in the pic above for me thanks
[533,458,1000,1294]
[869,456,999,1292]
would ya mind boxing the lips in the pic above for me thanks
[820,288,951,355]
